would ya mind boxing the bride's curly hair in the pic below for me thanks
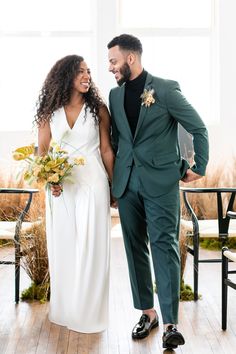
[34,55,104,127]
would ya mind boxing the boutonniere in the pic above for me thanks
[140,88,155,107]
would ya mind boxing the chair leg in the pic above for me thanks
[15,241,20,303]
[222,251,228,330]
[15,264,20,304]
[193,231,199,301]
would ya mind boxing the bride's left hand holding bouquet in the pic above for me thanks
[12,142,85,189]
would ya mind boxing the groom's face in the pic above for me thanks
[108,45,131,86]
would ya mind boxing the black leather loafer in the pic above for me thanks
[162,325,185,349]
[132,312,159,339]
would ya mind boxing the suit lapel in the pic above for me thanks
[117,84,133,140]
[133,73,153,141]
[115,73,154,142]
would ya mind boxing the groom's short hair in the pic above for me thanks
[107,34,143,55]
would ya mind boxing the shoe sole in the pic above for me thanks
[162,333,185,349]
[132,320,159,340]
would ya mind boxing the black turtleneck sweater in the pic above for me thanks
[124,70,147,136]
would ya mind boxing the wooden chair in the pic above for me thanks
[222,211,236,330]
[180,187,236,301]
[0,188,38,303]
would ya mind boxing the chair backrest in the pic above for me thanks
[0,188,39,241]
[181,187,236,238]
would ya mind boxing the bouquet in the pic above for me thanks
[12,141,85,188]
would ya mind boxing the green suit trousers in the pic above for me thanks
[118,166,181,324]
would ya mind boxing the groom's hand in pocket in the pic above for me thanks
[181,169,203,183]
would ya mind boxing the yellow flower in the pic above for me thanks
[45,158,65,171]
[36,177,48,188]
[54,145,68,154]
[50,140,59,148]
[140,88,155,107]
[32,166,42,177]
[50,141,68,154]
[24,171,33,180]
[74,157,85,165]
[48,173,60,183]
[58,170,66,177]
[34,156,43,164]
[12,144,35,160]
[13,152,26,161]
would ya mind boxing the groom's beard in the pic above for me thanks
[117,63,131,86]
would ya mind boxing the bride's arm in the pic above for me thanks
[99,105,115,184]
[38,120,51,156]
[38,120,60,197]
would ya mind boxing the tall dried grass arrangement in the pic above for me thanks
[0,166,48,301]
[20,216,50,302]
[20,217,48,284]
[179,221,197,300]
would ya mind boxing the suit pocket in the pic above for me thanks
[152,151,179,166]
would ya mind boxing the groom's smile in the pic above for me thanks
[108,45,132,86]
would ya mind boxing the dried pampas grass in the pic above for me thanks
[0,167,48,301]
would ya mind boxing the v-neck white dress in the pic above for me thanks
[46,105,110,333]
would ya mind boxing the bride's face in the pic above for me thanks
[73,61,91,93]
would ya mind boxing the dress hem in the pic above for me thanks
[49,316,108,334]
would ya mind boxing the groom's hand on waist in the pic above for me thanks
[181,169,203,183]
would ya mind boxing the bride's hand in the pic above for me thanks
[110,191,118,208]
[50,184,63,197]
[111,199,118,208]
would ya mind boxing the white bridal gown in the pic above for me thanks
[46,105,110,333]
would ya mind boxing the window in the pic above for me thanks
[0,0,92,31]
[0,0,93,131]
[0,37,92,131]
[119,0,217,125]
[141,36,211,122]
[120,0,211,28]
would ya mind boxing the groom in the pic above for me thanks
[107,34,209,349]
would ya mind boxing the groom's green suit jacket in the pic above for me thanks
[109,73,209,198]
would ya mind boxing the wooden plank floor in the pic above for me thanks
[1,224,236,354]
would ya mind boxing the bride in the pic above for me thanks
[34,54,114,333]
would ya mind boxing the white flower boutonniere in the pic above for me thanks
[140,88,155,107]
